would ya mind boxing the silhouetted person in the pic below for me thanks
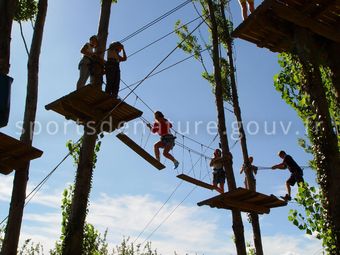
[210,149,226,193]
[105,41,127,97]
[272,150,304,201]
[240,156,258,190]
[76,35,98,90]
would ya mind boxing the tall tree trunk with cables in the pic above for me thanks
[1,0,48,253]
[206,1,246,254]
[218,2,264,254]
[294,27,340,250]
[62,0,112,254]
[0,0,18,75]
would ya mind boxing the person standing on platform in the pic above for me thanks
[147,111,179,169]
[238,0,255,20]
[210,149,226,193]
[272,150,304,201]
[76,35,98,90]
[240,156,258,190]
[105,41,127,98]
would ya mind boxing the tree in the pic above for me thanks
[1,0,48,253]
[275,52,339,254]
[0,0,18,75]
[62,2,115,253]
[176,0,265,253]
[203,0,247,254]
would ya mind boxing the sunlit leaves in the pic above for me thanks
[14,0,38,21]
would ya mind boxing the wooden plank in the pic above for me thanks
[0,132,43,175]
[116,133,165,170]
[45,86,143,133]
[232,0,339,54]
[197,187,287,214]
[271,0,340,42]
[197,192,270,214]
[177,174,215,190]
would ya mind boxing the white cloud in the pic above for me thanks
[0,182,322,255]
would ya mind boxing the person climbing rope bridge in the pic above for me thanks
[147,111,179,169]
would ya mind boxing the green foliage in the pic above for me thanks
[112,238,159,255]
[14,0,38,21]
[50,185,109,254]
[275,53,339,254]
[0,226,44,254]
[288,183,336,253]
[246,242,255,255]
[175,20,232,102]
[66,138,102,169]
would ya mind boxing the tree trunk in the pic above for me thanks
[206,1,246,254]
[1,0,48,254]
[62,0,112,253]
[0,0,18,75]
[326,42,340,107]
[294,27,340,250]
[218,2,264,254]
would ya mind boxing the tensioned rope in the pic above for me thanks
[0,14,207,228]
[120,0,193,43]
[133,133,218,244]
[128,15,204,58]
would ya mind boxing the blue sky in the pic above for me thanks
[0,0,323,254]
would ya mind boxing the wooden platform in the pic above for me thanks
[177,174,215,190]
[232,0,340,53]
[45,86,143,133]
[197,187,287,214]
[0,132,43,175]
[116,133,166,170]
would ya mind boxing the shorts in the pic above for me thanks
[160,134,176,148]
[213,168,226,185]
[287,174,304,186]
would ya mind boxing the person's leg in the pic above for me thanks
[105,63,113,94]
[239,0,248,20]
[163,144,179,169]
[112,70,121,98]
[154,141,163,161]
[248,0,255,13]
[77,62,90,90]
[163,145,176,162]
[219,182,225,193]
[286,181,291,197]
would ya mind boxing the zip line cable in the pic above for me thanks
[0,150,74,226]
[120,0,193,43]
[133,134,218,244]
[120,79,215,155]
[119,48,210,93]
[128,15,203,58]
[138,138,252,244]
[1,18,207,227]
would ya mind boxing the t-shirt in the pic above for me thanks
[283,155,303,176]
[211,157,223,170]
[82,43,95,58]
[151,119,172,136]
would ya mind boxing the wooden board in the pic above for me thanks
[0,132,43,175]
[177,174,215,190]
[45,86,143,133]
[116,133,166,170]
[232,0,340,53]
[197,187,287,214]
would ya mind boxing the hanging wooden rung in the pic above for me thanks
[45,86,143,133]
[177,174,215,190]
[197,187,287,214]
[116,133,165,170]
[0,132,43,175]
